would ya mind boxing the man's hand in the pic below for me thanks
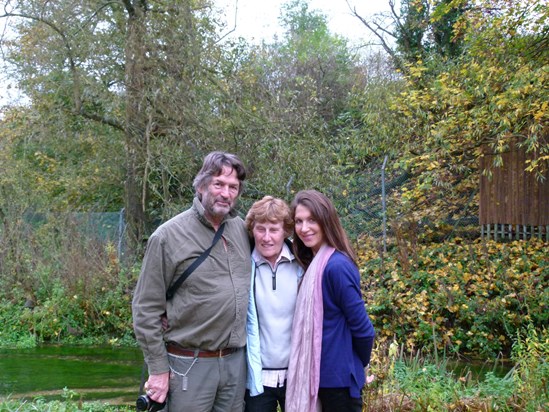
[160,313,169,331]
[144,372,170,403]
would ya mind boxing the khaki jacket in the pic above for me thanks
[132,197,251,374]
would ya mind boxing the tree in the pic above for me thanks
[0,0,235,256]
[201,0,366,203]
[392,0,549,222]
[347,0,469,71]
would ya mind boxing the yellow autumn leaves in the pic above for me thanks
[356,237,548,357]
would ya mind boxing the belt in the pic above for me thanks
[166,343,238,358]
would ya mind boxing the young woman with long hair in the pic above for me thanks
[286,190,375,412]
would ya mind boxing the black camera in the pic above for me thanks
[136,395,166,411]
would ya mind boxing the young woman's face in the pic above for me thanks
[294,204,324,254]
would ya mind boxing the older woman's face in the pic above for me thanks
[252,220,286,265]
[294,204,324,254]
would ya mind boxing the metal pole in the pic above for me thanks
[382,155,388,254]
[285,176,294,199]
[118,208,125,261]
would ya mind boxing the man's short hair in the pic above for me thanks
[193,152,247,199]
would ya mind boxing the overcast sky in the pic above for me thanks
[216,0,391,43]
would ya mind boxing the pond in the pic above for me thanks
[0,345,145,406]
[0,345,513,407]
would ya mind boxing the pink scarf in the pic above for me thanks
[286,244,335,412]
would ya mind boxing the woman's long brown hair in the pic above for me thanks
[291,190,356,270]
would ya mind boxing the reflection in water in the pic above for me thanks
[0,345,144,405]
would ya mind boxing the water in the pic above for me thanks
[0,345,513,407]
[0,345,145,406]
[448,358,513,380]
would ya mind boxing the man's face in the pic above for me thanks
[198,166,240,224]
[252,220,285,265]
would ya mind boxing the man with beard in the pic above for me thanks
[132,151,252,411]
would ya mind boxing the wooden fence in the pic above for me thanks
[479,142,549,241]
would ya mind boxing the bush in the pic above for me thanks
[0,213,138,347]
[359,237,548,358]
[511,324,549,410]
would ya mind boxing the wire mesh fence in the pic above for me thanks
[20,175,472,260]
[13,155,547,266]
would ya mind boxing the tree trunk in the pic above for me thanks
[124,2,149,257]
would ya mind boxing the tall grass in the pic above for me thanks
[363,325,548,411]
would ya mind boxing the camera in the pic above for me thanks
[136,395,166,411]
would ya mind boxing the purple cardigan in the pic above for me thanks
[319,251,375,398]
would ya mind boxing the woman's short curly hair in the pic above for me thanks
[245,196,293,238]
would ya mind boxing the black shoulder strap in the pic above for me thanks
[165,222,226,301]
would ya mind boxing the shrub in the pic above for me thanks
[511,324,549,410]
[364,327,547,411]
[359,237,548,358]
[0,212,138,347]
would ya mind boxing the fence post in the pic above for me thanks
[118,208,125,261]
[515,225,519,240]
[381,155,388,254]
[285,176,294,199]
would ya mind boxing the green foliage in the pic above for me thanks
[0,211,137,347]
[359,237,549,358]
[211,0,363,203]
[1,0,378,248]
[471,371,515,407]
[366,0,468,70]
[391,0,549,223]
[364,327,547,411]
[511,324,549,410]
[0,265,136,347]
[0,300,36,348]
[396,0,431,62]
[429,0,468,58]
[1,0,546,259]
[0,95,124,215]
[335,72,405,165]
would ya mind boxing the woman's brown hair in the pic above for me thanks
[290,190,356,269]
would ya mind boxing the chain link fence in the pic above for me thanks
[327,157,480,247]
[15,156,486,262]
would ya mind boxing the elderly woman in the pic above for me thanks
[245,196,303,412]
